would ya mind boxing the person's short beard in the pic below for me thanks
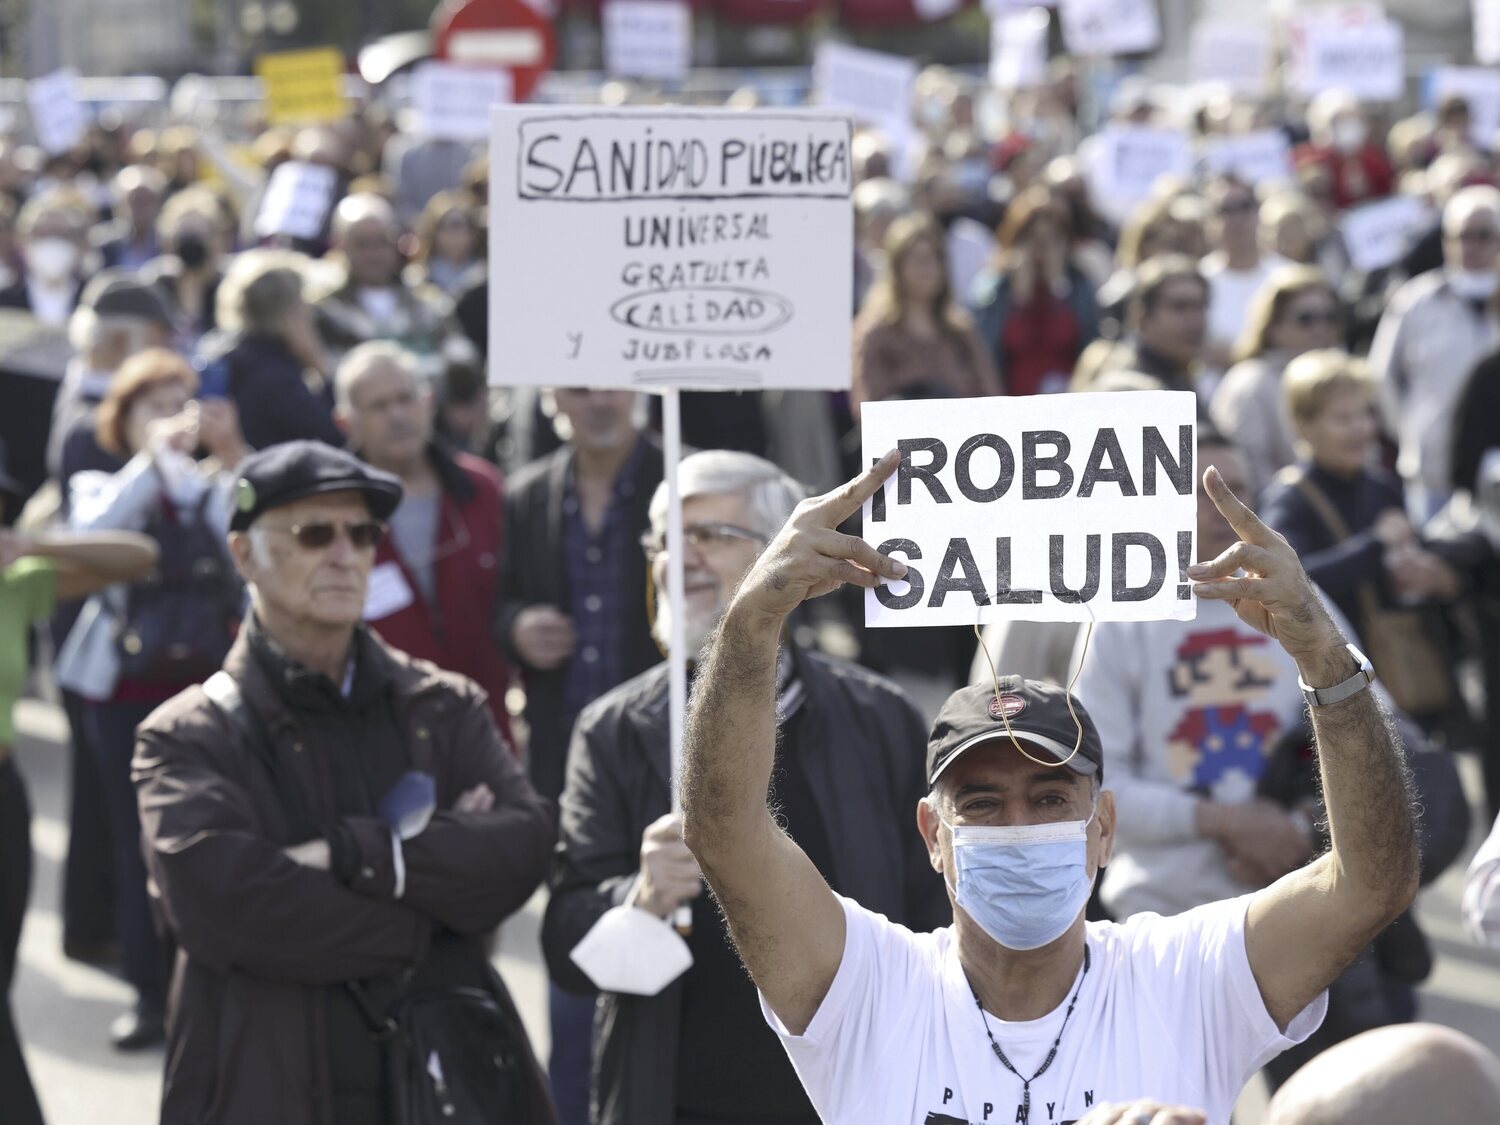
[652,593,719,661]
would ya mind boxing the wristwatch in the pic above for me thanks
[1299,643,1376,708]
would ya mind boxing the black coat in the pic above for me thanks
[199,331,342,452]
[541,647,946,1125]
[494,438,664,802]
[1452,347,1500,495]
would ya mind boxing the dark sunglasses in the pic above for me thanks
[1292,309,1341,327]
[260,519,387,550]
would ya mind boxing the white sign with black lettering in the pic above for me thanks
[1290,17,1404,101]
[1058,0,1160,56]
[412,61,512,142]
[862,392,1198,626]
[1200,130,1294,187]
[488,107,853,390]
[814,42,916,152]
[1086,126,1192,214]
[27,70,90,155]
[253,161,339,241]
[603,0,692,81]
[1189,21,1273,95]
[1339,194,1431,274]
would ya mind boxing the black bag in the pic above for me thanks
[201,672,553,1125]
[119,490,242,684]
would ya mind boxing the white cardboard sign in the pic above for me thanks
[1339,195,1431,274]
[990,9,1051,90]
[1199,130,1294,187]
[1290,17,1404,101]
[603,0,693,81]
[488,107,854,390]
[1058,0,1161,57]
[27,70,89,155]
[1188,21,1273,96]
[412,61,512,142]
[1430,67,1500,149]
[1087,126,1192,213]
[253,161,339,241]
[861,392,1198,627]
[814,42,916,151]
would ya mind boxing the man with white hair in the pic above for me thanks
[313,192,457,376]
[1369,184,1500,520]
[542,450,943,1125]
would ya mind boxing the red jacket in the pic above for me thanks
[364,445,514,746]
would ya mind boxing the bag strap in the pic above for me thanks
[1282,468,1386,620]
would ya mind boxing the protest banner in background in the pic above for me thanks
[814,42,916,161]
[1058,0,1161,57]
[1085,126,1192,218]
[1430,67,1500,149]
[412,61,512,141]
[255,47,350,125]
[861,391,1198,627]
[253,161,339,240]
[1188,21,1273,96]
[27,70,89,155]
[488,107,853,390]
[1340,194,1431,273]
[1200,130,1294,187]
[1288,16,1404,101]
[603,0,693,81]
[990,8,1050,90]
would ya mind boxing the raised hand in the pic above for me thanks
[1188,466,1340,659]
[730,450,909,624]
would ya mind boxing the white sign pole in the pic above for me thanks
[663,386,693,932]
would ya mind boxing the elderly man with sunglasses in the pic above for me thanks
[542,450,946,1125]
[131,441,555,1125]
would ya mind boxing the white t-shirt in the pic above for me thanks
[763,893,1325,1125]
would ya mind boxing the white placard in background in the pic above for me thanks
[1058,0,1161,57]
[1431,67,1500,149]
[814,42,917,156]
[861,392,1198,627]
[1189,21,1273,96]
[253,161,339,241]
[1086,126,1192,215]
[488,107,854,390]
[990,8,1051,90]
[1340,195,1432,274]
[1200,130,1294,187]
[603,0,693,82]
[1479,0,1500,66]
[412,61,511,142]
[27,70,89,155]
[1289,17,1404,101]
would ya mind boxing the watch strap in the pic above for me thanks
[1299,643,1375,708]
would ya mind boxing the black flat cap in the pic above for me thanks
[927,675,1103,788]
[229,441,403,532]
[80,270,175,329]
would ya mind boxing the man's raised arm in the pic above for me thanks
[681,452,909,1035]
[1191,466,1420,1031]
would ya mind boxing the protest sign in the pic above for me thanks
[1058,0,1160,57]
[412,61,511,142]
[814,42,916,154]
[1199,130,1294,187]
[1430,67,1500,149]
[990,8,1050,90]
[1480,0,1500,66]
[1288,17,1404,101]
[27,70,89,155]
[255,47,349,125]
[861,391,1198,627]
[253,161,339,241]
[1086,126,1192,216]
[1339,194,1431,274]
[1188,21,1273,96]
[488,107,853,390]
[603,0,693,81]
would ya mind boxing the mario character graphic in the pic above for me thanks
[1166,628,1283,804]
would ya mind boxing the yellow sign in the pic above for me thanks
[255,47,349,125]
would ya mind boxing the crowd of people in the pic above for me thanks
[0,42,1499,1125]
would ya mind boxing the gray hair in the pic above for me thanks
[1443,185,1500,238]
[648,450,805,541]
[216,248,310,334]
[336,341,422,411]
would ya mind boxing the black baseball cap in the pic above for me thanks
[80,270,175,330]
[229,441,403,532]
[926,676,1104,787]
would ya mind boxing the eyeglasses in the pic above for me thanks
[1291,308,1341,327]
[259,519,387,551]
[639,522,764,562]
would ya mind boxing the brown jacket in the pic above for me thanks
[133,626,555,1125]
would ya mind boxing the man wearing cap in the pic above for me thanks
[132,440,555,1125]
[680,453,1418,1125]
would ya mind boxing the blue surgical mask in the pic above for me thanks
[942,805,1096,951]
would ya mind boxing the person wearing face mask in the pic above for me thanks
[542,450,944,1125]
[1369,185,1500,522]
[0,188,92,327]
[1294,90,1394,212]
[140,186,232,352]
[678,450,1419,1125]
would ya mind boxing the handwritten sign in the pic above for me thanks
[1189,21,1273,96]
[27,70,89,155]
[990,8,1050,90]
[1289,17,1404,101]
[1058,0,1160,57]
[1086,126,1192,217]
[412,61,511,142]
[253,161,339,241]
[1430,67,1500,149]
[255,47,349,125]
[1339,195,1431,274]
[861,392,1198,626]
[1200,130,1294,187]
[603,0,693,81]
[814,42,916,152]
[488,107,853,391]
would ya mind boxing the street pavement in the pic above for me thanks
[11,694,1500,1124]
